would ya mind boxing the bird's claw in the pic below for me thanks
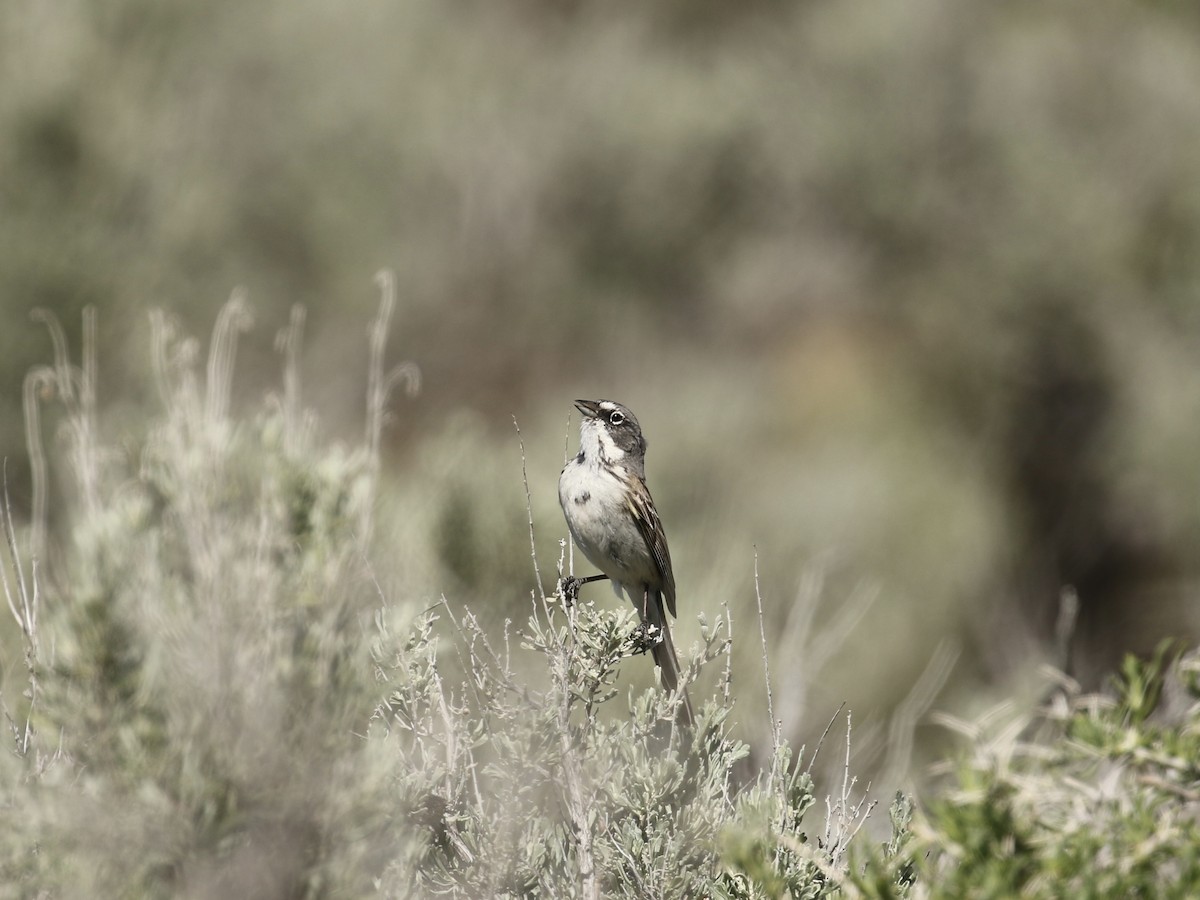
[631,621,661,655]
[558,576,584,607]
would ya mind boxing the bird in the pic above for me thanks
[558,398,694,727]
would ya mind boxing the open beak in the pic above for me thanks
[574,399,601,419]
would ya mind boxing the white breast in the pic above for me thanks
[558,457,658,593]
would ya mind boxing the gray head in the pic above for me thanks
[573,399,647,471]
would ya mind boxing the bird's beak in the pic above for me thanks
[574,399,601,419]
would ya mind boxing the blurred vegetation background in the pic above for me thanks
[4,0,1200,785]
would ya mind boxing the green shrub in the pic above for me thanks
[858,641,1200,899]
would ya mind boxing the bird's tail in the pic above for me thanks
[649,599,695,730]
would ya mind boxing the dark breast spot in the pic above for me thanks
[574,491,591,505]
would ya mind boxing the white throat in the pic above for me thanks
[579,419,625,465]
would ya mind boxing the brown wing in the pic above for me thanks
[626,475,677,618]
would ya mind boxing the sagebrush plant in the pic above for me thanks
[2,288,415,897]
[0,290,870,899]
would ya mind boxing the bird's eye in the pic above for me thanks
[609,411,625,426]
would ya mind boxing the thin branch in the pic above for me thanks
[75,306,99,515]
[821,710,877,870]
[0,461,26,631]
[205,289,252,425]
[513,417,547,607]
[30,309,74,405]
[607,826,651,895]
[82,306,97,431]
[806,702,847,776]
[804,582,879,675]
[721,600,734,706]
[363,271,420,543]
[562,411,575,576]
[277,304,306,457]
[881,639,961,789]
[22,367,55,559]
[753,548,780,781]
[367,270,396,469]
[149,310,174,408]
[1054,586,1079,675]
[1,460,40,757]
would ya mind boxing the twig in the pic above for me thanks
[721,600,734,706]
[276,304,306,457]
[22,367,55,559]
[74,306,100,517]
[558,648,598,900]
[513,417,547,607]
[607,825,651,895]
[1054,586,1079,675]
[367,270,395,466]
[881,639,961,789]
[753,549,780,781]
[806,702,847,776]
[804,582,879,676]
[0,463,23,631]
[562,411,575,576]
[822,710,877,869]
[205,289,252,425]
[1,461,39,756]
[1138,774,1200,802]
[366,271,421,469]
[1,461,34,642]
[82,306,97,430]
[363,271,420,543]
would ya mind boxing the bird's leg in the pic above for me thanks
[631,587,660,655]
[557,572,608,607]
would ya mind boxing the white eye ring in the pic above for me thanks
[609,411,625,425]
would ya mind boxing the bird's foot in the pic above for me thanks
[558,576,584,607]
[631,621,661,656]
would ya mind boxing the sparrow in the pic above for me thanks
[558,399,694,727]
